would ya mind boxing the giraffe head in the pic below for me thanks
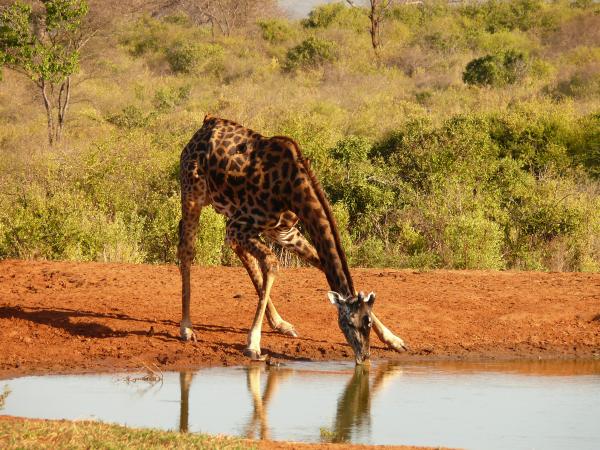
[328,291,375,365]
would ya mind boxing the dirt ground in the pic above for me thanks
[1,260,599,379]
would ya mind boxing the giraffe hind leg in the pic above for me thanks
[178,185,206,341]
[264,226,322,269]
[232,244,298,337]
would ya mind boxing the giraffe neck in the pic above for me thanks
[289,148,355,298]
[304,213,354,298]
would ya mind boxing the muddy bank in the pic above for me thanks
[1,260,599,378]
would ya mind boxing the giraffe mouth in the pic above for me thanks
[355,351,371,365]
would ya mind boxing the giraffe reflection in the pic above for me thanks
[244,365,293,440]
[328,361,402,443]
[177,362,402,439]
[179,371,193,433]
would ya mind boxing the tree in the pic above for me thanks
[0,1,89,145]
[347,0,394,56]
[151,0,279,36]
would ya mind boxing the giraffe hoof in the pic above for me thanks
[275,324,298,338]
[243,348,267,361]
[388,337,408,353]
[180,327,196,342]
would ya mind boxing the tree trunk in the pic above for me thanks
[369,0,383,56]
[56,76,71,143]
[39,77,72,146]
[40,80,55,146]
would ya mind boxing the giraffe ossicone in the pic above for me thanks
[178,115,406,364]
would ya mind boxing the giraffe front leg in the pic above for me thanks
[244,269,274,361]
[229,230,279,361]
[371,312,407,352]
[233,243,297,338]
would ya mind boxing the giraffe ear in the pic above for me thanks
[365,291,375,306]
[203,113,214,122]
[328,291,345,306]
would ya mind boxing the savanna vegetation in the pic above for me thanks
[0,0,598,271]
[0,417,253,449]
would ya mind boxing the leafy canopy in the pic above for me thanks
[0,0,88,84]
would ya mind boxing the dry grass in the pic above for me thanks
[0,417,254,450]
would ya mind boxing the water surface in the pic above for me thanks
[3,360,600,449]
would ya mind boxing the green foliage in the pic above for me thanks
[463,50,529,87]
[257,18,295,43]
[460,0,546,33]
[489,108,573,175]
[569,113,600,179]
[442,212,504,269]
[195,207,227,266]
[0,0,88,83]
[153,85,191,112]
[0,0,598,272]
[302,3,368,32]
[330,135,370,166]
[106,105,155,129]
[165,41,224,74]
[126,17,166,56]
[283,37,338,71]
[0,185,145,262]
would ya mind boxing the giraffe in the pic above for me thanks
[178,114,406,364]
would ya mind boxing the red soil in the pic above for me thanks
[1,260,599,379]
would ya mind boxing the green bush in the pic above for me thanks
[153,85,191,112]
[442,213,504,269]
[555,66,600,100]
[330,135,370,167]
[195,206,227,266]
[0,186,145,262]
[165,41,224,74]
[283,37,338,71]
[489,108,572,176]
[106,105,154,129]
[124,17,167,56]
[460,0,546,33]
[302,3,367,32]
[463,50,528,87]
[568,113,600,179]
[257,19,295,43]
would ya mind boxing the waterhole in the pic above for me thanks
[2,360,600,449]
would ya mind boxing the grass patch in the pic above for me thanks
[0,417,254,449]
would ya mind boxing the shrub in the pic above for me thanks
[283,37,338,71]
[124,17,166,56]
[463,50,528,87]
[195,206,227,266]
[460,0,546,33]
[106,105,154,129]
[555,65,600,99]
[153,85,191,112]
[568,113,600,179]
[302,3,367,32]
[442,213,504,269]
[489,109,573,176]
[330,135,370,167]
[165,41,224,74]
[257,19,295,43]
[0,186,145,262]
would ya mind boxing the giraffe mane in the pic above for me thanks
[273,136,355,296]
